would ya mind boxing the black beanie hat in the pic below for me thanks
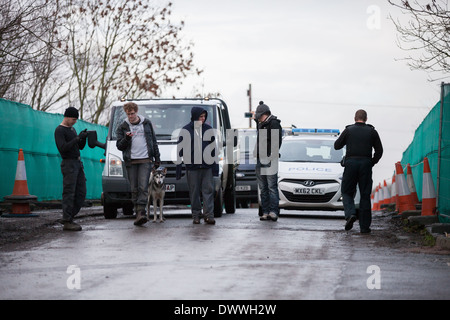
[64,107,79,119]
[254,101,271,120]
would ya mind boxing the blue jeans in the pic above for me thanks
[256,161,279,215]
[341,158,373,231]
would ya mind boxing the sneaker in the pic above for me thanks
[260,213,269,221]
[345,215,357,231]
[360,228,371,234]
[193,218,200,224]
[268,212,278,221]
[134,211,148,226]
[204,217,216,225]
[63,221,82,231]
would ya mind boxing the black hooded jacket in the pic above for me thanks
[254,115,282,162]
[176,107,219,178]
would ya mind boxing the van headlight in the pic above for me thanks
[109,155,123,177]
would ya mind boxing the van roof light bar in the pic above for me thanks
[292,128,340,135]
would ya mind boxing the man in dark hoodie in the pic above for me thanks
[254,101,282,221]
[176,107,219,224]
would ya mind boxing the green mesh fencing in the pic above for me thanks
[401,83,450,223]
[438,84,450,223]
[0,98,107,202]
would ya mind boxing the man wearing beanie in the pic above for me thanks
[54,107,88,231]
[254,101,282,221]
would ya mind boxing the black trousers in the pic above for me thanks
[61,159,86,222]
[341,158,373,232]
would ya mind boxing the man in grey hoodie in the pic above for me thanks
[116,102,160,226]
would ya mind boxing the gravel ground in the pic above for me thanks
[0,206,103,249]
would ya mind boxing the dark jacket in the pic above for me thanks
[254,115,282,162]
[176,107,219,179]
[334,122,383,166]
[116,117,160,166]
[54,125,86,159]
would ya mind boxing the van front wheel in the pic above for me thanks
[224,169,236,214]
[224,186,236,214]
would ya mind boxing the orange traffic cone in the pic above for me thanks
[406,164,419,205]
[376,184,382,210]
[390,173,397,204]
[373,185,380,211]
[371,193,374,210]
[421,157,436,216]
[2,149,38,217]
[377,183,384,208]
[395,162,416,214]
[382,180,391,206]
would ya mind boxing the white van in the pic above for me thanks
[100,98,239,219]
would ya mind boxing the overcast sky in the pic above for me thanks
[167,0,445,187]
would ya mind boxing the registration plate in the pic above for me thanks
[293,188,325,195]
[165,184,175,192]
[236,185,251,191]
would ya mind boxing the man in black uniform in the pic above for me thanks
[54,107,88,231]
[334,109,383,233]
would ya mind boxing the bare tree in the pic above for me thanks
[0,0,81,109]
[2,0,203,122]
[63,0,202,124]
[26,1,70,111]
[62,0,98,120]
[388,0,450,80]
[0,0,46,98]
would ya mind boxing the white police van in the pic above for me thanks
[276,128,359,211]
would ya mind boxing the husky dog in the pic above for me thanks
[147,166,167,223]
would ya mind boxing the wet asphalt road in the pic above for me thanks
[0,207,449,300]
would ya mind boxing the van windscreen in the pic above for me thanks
[111,104,216,140]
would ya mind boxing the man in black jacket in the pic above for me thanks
[176,107,219,224]
[334,109,383,233]
[54,107,87,231]
[254,101,282,222]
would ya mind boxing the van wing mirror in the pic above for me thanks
[87,130,106,149]
[230,129,238,147]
